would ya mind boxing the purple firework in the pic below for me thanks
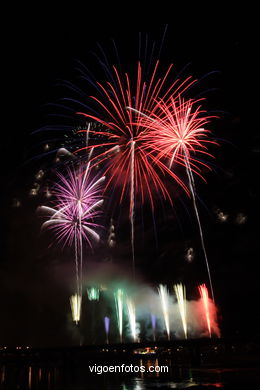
[38,162,105,300]
[104,316,110,344]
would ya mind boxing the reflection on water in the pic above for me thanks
[0,359,259,389]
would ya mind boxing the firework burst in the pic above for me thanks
[76,62,193,277]
[38,162,105,318]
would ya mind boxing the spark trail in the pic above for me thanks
[184,150,214,301]
[130,138,136,279]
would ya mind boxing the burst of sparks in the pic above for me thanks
[38,162,105,303]
[138,96,217,179]
[39,163,105,248]
[76,62,193,212]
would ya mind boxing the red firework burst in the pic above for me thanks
[75,61,196,212]
[139,96,218,181]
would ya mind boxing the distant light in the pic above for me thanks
[236,213,247,225]
[29,188,38,196]
[12,198,21,208]
[35,170,44,180]
[108,239,116,248]
[45,187,52,198]
[185,247,194,263]
[217,209,228,222]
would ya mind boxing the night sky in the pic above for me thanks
[1,16,256,348]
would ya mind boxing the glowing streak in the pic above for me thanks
[150,314,156,341]
[104,316,110,344]
[114,289,124,342]
[198,284,212,338]
[158,284,170,340]
[70,294,82,324]
[174,283,188,339]
[126,298,137,342]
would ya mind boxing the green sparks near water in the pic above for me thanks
[126,297,137,342]
[87,287,100,301]
[114,288,124,342]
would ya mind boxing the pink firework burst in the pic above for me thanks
[38,162,105,300]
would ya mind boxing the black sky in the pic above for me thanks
[1,16,257,347]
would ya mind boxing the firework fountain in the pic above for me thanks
[126,297,137,342]
[174,283,188,339]
[158,284,171,340]
[104,316,110,344]
[114,288,124,342]
[198,283,212,338]
[150,314,157,341]
[70,294,81,325]
[87,287,100,301]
